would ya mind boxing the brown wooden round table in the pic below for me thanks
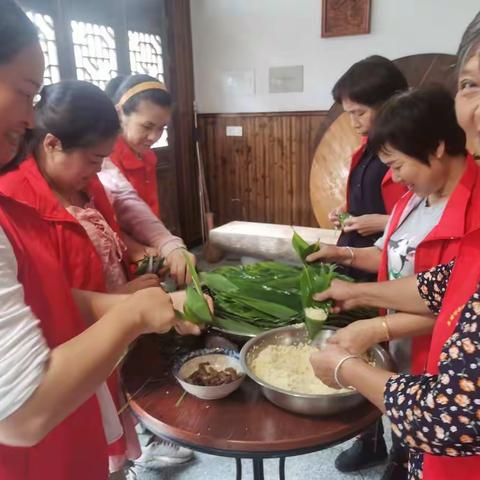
[121,332,381,480]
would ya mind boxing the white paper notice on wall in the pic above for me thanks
[221,69,255,96]
[226,126,243,137]
[269,65,304,94]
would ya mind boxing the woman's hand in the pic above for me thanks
[169,290,211,335]
[328,205,346,229]
[114,274,161,294]
[306,244,350,264]
[122,287,178,335]
[310,343,350,389]
[327,318,384,355]
[165,249,196,287]
[312,279,362,312]
[343,214,388,236]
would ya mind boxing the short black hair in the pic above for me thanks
[31,80,120,151]
[0,0,39,65]
[369,85,466,165]
[105,74,172,115]
[332,55,408,107]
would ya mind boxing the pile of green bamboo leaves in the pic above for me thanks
[200,262,303,335]
[179,235,378,337]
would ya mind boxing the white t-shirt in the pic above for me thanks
[375,194,447,372]
[375,195,447,280]
[0,225,50,420]
[0,226,122,446]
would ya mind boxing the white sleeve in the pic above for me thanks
[98,159,186,257]
[0,226,50,420]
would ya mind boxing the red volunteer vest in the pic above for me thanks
[0,157,127,293]
[0,194,108,480]
[378,155,480,373]
[422,227,480,479]
[0,158,131,461]
[345,136,406,214]
[110,136,160,217]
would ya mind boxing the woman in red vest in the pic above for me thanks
[105,74,169,218]
[103,74,195,285]
[0,80,162,295]
[310,85,477,478]
[0,3,200,479]
[0,79,168,473]
[329,56,407,283]
[310,10,480,479]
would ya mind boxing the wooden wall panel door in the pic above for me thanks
[197,112,327,229]
[164,0,201,245]
[155,150,181,235]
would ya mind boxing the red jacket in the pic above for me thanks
[110,136,160,217]
[0,157,126,293]
[422,227,480,479]
[0,194,108,480]
[0,157,133,466]
[346,136,406,214]
[378,155,480,373]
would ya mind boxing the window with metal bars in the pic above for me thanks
[26,10,60,85]
[23,3,169,147]
[71,20,118,90]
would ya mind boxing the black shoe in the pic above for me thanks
[335,436,388,473]
[381,457,408,480]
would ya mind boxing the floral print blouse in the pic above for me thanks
[383,261,480,479]
[67,198,127,292]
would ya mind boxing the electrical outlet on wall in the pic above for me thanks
[226,126,243,137]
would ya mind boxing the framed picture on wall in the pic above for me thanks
[321,0,372,38]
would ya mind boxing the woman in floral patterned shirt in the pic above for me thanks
[310,11,480,480]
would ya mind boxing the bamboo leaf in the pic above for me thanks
[292,230,320,262]
[183,252,202,295]
[200,272,238,293]
[304,307,328,339]
[180,254,214,325]
[135,255,165,276]
[183,285,213,325]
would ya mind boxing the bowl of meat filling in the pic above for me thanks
[172,348,246,400]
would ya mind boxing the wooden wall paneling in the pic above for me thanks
[198,112,327,229]
[155,149,180,234]
[253,116,263,222]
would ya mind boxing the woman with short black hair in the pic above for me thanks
[330,55,408,283]
[310,84,480,478]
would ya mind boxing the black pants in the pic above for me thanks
[364,419,408,464]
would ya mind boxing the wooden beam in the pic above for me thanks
[164,0,200,245]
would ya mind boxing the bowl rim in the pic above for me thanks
[240,324,384,399]
[172,347,245,387]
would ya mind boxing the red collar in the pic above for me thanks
[423,154,478,242]
[113,136,157,171]
[0,156,96,223]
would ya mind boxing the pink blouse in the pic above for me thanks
[67,199,127,292]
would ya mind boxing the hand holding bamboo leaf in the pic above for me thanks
[178,253,214,325]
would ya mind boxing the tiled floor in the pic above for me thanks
[133,249,389,479]
[134,432,389,479]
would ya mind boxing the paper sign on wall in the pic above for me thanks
[222,69,255,96]
[269,65,304,93]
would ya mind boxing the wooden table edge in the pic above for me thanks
[129,397,382,457]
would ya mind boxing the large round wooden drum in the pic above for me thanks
[310,53,456,227]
